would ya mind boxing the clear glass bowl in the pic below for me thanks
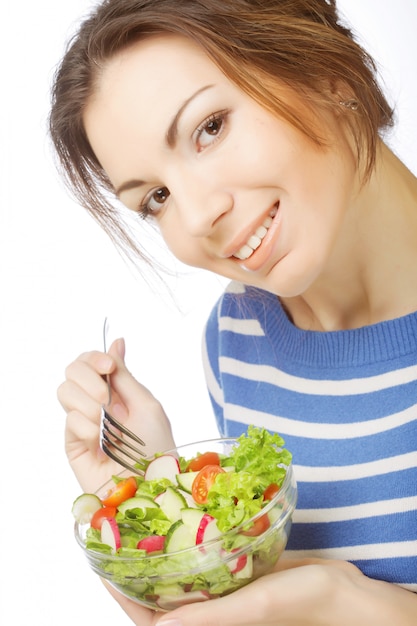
[74,438,297,611]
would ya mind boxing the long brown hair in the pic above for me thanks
[49,0,394,265]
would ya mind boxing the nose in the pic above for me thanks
[171,172,233,237]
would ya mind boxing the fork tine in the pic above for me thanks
[101,421,146,458]
[101,416,146,461]
[100,409,147,467]
[100,438,145,475]
[100,318,147,474]
[102,408,146,447]
[101,429,146,463]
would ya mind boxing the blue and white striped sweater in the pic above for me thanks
[202,281,417,591]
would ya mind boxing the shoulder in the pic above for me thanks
[205,281,280,343]
[207,281,275,321]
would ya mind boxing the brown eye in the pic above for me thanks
[194,110,228,151]
[152,187,169,204]
[205,118,222,135]
[139,186,170,219]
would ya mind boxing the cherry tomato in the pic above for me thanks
[187,451,221,472]
[101,476,137,507]
[263,483,280,501]
[192,465,225,504]
[241,513,271,536]
[90,506,118,530]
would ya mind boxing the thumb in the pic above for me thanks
[106,337,159,419]
[154,569,286,626]
[108,337,126,362]
[105,337,136,420]
[157,602,237,626]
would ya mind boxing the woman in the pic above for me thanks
[51,1,417,624]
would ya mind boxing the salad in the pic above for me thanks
[72,426,295,610]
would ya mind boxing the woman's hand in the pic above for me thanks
[58,338,175,492]
[101,580,163,626]
[145,556,415,626]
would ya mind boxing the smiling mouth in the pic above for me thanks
[232,205,278,261]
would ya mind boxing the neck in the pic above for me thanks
[281,142,417,331]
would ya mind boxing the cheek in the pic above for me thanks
[157,222,202,266]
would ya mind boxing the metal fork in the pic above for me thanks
[100,318,147,474]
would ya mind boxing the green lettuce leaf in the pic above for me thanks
[206,426,292,531]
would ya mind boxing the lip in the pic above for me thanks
[223,203,279,260]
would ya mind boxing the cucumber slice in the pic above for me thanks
[181,507,206,539]
[153,582,183,596]
[164,520,195,552]
[268,503,284,525]
[117,495,159,515]
[176,471,199,493]
[179,489,198,508]
[157,487,187,523]
[71,493,102,524]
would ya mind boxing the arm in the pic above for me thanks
[58,337,178,624]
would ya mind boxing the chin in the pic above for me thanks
[262,271,319,299]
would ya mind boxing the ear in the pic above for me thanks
[330,78,359,108]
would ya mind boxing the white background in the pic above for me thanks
[1,1,416,624]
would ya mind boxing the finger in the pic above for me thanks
[108,337,126,361]
[273,553,327,571]
[275,553,360,575]
[101,579,162,626]
[107,339,161,416]
[58,379,104,420]
[106,339,175,455]
[65,408,100,455]
[156,575,277,626]
[59,355,114,410]
[70,349,116,377]
[65,409,122,491]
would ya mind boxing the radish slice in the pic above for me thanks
[145,455,180,483]
[196,514,220,545]
[137,535,166,553]
[223,548,248,574]
[101,517,121,551]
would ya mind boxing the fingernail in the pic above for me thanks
[115,337,126,359]
[157,621,182,626]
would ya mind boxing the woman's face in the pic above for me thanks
[84,36,358,297]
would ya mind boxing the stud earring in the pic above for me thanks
[339,99,359,111]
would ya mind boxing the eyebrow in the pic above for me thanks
[115,178,145,197]
[165,84,214,148]
[115,84,214,197]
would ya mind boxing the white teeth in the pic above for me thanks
[247,234,262,249]
[234,244,254,260]
[255,225,267,238]
[233,208,277,261]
